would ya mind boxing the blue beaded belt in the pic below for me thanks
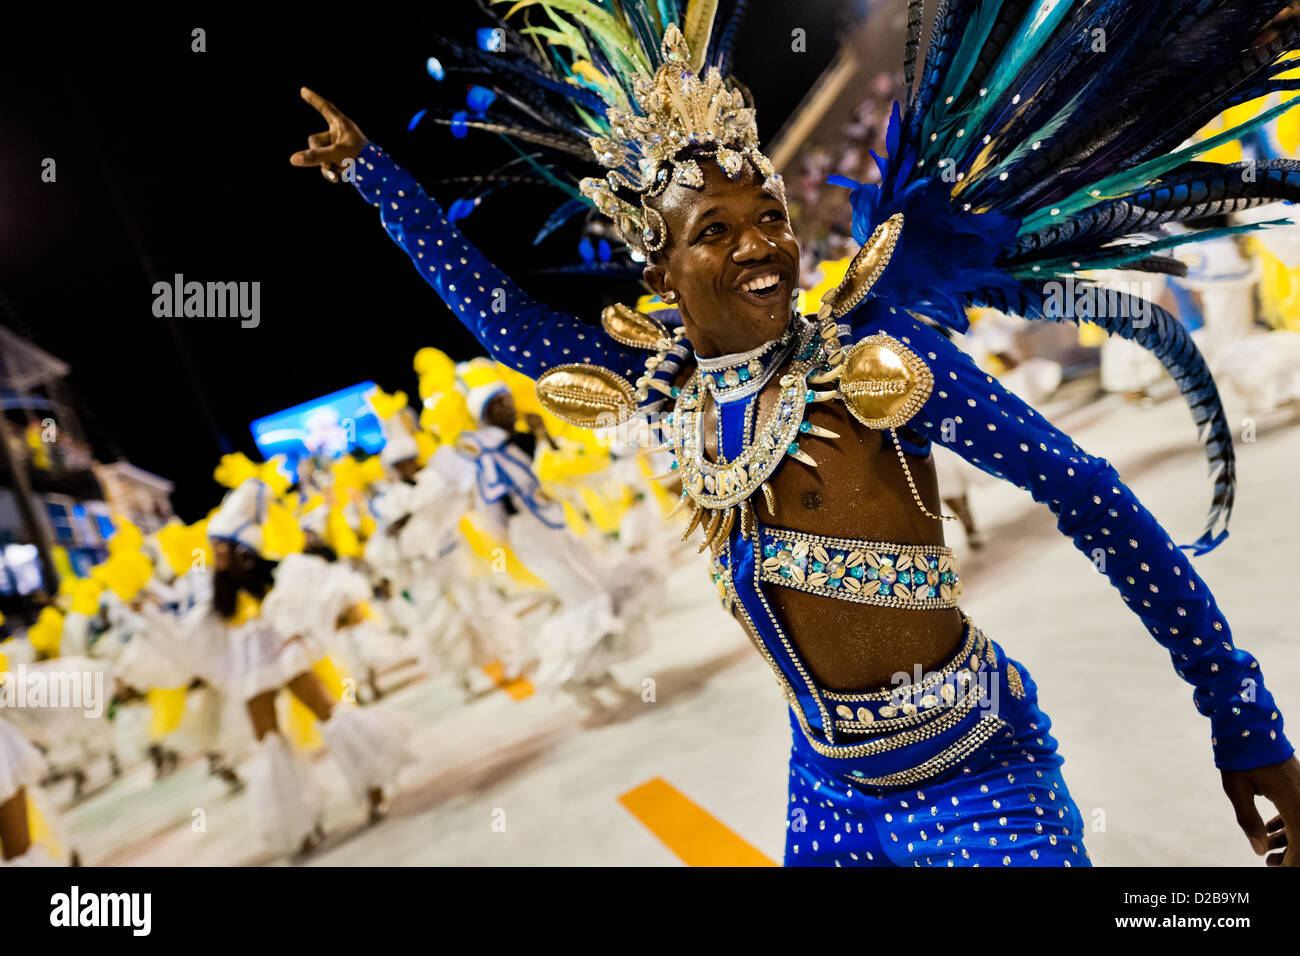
[758,525,960,609]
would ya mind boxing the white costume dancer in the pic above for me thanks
[202,476,412,857]
[455,382,624,691]
[0,653,117,800]
[114,578,251,788]
[365,387,529,688]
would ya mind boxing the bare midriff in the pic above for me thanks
[694,358,966,692]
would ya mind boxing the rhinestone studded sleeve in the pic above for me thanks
[865,300,1293,773]
[352,143,644,383]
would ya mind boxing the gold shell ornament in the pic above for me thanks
[600,303,673,351]
[838,333,934,430]
[534,364,637,427]
[819,213,905,321]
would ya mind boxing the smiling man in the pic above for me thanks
[290,7,1300,867]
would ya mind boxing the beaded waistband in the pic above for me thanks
[758,526,960,609]
[783,618,1027,787]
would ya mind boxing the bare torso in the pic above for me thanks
[689,353,965,692]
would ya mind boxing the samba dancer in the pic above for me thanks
[291,3,1300,865]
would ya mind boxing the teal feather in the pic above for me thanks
[944,0,1074,158]
[1020,97,1300,235]
[970,88,1084,187]
[922,1,1004,145]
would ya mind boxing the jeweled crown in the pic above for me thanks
[579,24,784,254]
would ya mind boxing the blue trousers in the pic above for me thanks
[783,643,1091,867]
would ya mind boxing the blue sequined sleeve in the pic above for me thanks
[865,300,1293,772]
[351,143,644,382]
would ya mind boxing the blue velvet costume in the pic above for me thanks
[350,141,1293,865]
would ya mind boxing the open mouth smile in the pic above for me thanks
[736,272,786,303]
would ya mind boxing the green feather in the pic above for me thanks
[497,0,651,76]
[495,134,587,202]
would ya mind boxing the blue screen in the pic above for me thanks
[250,382,386,462]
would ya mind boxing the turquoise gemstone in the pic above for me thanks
[811,561,824,572]
[764,545,777,557]
[827,578,840,588]
[867,567,879,580]
[716,374,727,387]
[669,461,678,470]
[850,566,865,579]
[787,443,799,454]
[799,421,810,433]
[739,368,751,381]
[670,386,681,397]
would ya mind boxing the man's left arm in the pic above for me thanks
[866,302,1298,862]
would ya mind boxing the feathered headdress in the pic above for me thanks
[422,1,771,253]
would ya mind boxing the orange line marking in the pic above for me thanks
[618,777,776,867]
[482,661,534,700]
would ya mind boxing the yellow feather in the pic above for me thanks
[683,0,719,73]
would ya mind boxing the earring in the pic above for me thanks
[664,290,679,303]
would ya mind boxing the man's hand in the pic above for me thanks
[289,87,370,183]
[1222,755,1300,865]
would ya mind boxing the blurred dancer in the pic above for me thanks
[197,476,411,857]
[453,380,629,697]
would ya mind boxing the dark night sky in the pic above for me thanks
[2,3,852,519]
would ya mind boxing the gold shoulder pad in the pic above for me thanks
[601,303,673,351]
[838,333,934,430]
[535,364,637,428]
[819,213,904,320]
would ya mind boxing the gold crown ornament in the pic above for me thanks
[579,24,785,254]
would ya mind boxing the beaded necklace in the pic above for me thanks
[663,315,843,552]
[695,323,798,404]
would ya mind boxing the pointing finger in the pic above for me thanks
[300,86,341,123]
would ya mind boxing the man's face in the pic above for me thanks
[484,392,517,431]
[644,159,800,356]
